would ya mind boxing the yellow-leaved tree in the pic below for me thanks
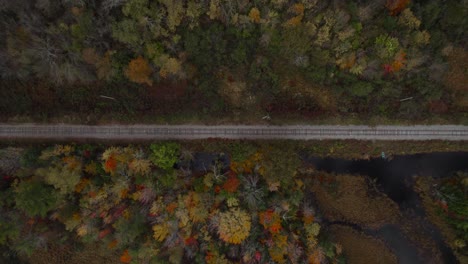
[249,8,261,23]
[217,208,251,244]
[159,57,182,79]
[152,222,169,242]
[128,159,151,176]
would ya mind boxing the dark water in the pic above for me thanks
[370,225,427,264]
[304,152,468,264]
[190,152,230,172]
[176,152,230,174]
[306,152,468,207]
[327,221,422,264]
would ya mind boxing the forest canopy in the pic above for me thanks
[0,0,466,122]
[0,143,344,263]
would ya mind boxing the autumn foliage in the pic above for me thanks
[391,51,406,72]
[125,56,153,85]
[259,209,282,233]
[248,7,261,23]
[104,155,117,174]
[0,0,465,125]
[98,228,112,239]
[386,0,410,16]
[222,174,240,193]
[120,249,131,263]
[0,143,352,263]
[384,50,406,74]
[218,208,251,244]
[285,3,305,26]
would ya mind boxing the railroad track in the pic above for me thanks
[0,124,467,141]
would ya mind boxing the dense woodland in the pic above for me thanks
[0,143,345,263]
[0,0,466,122]
[0,143,467,263]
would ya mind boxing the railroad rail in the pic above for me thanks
[0,124,467,141]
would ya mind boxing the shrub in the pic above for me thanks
[229,143,257,163]
[350,81,374,98]
[0,148,23,175]
[0,216,20,245]
[437,172,468,242]
[262,147,300,190]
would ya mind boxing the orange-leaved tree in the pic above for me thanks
[125,56,153,85]
[222,175,240,193]
[386,0,410,16]
[391,50,406,72]
[120,249,131,263]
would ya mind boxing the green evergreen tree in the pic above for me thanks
[14,181,60,218]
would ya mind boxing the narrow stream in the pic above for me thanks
[303,151,468,264]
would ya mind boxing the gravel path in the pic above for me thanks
[0,124,467,141]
